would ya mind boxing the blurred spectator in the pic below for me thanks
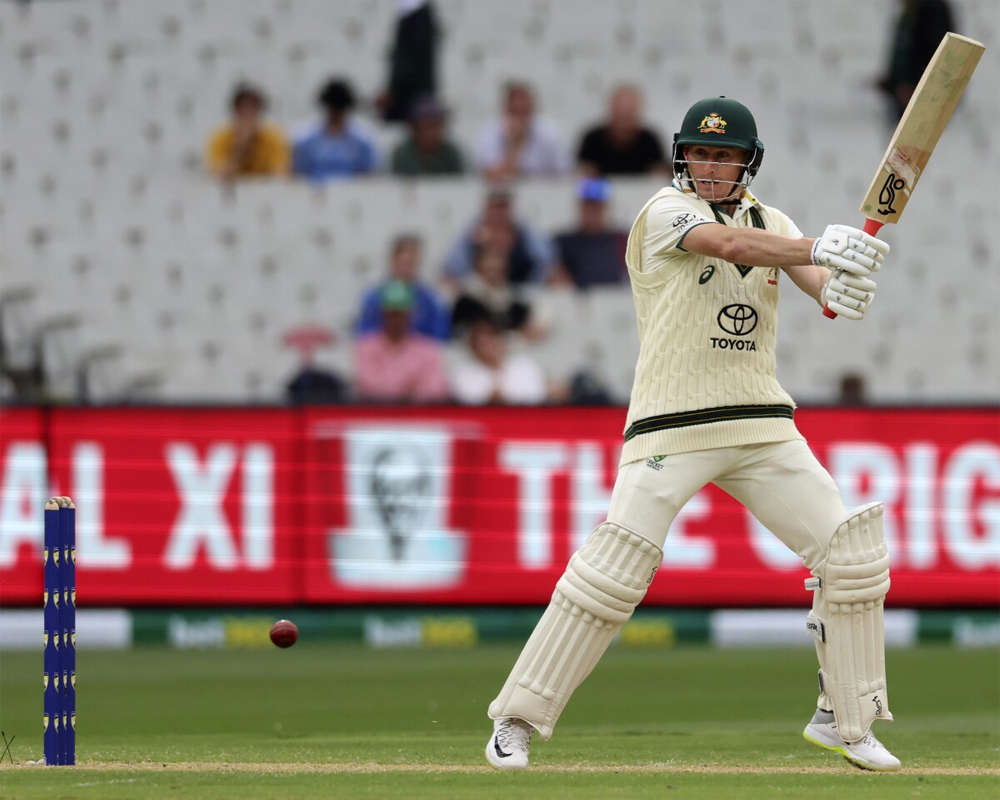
[876,0,955,120]
[354,280,450,403]
[576,84,670,177]
[292,78,378,181]
[838,372,868,406]
[568,369,614,405]
[474,81,570,181]
[205,83,290,181]
[282,324,348,404]
[550,179,629,288]
[390,96,465,176]
[442,187,555,289]
[356,234,451,341]
[450,246,542,340]
[377,0,440,123]
[286,367,349,404]
[450,316,548,405]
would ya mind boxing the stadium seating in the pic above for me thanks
[1,0,997,405]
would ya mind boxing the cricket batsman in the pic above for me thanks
[485,96,901,772]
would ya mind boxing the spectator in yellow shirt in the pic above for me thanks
[205,83,290,180]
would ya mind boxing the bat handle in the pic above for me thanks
[822,218,885,319]
[861,218,885,236]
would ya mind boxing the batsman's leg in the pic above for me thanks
[803,501,898,769]
[484,449,730,769]
[488,521,662,741]
[715,441,899,771]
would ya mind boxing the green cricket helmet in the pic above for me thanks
[672,96,764,186]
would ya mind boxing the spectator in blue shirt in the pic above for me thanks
[550,178,629,288]
[292,78,378,181]
[356,234,451,341]
[441,187,555,292]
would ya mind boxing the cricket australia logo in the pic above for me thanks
[878,172,906,215]
[698,113,727,134]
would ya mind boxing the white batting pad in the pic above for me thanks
[807,501,892,743]
[488,522,663,740]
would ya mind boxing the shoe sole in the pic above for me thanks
[803,730,900,772]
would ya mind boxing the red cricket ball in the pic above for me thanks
[269,619,299,648]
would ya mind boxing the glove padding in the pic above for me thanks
[811,224,889,277]
[821,270,877,321]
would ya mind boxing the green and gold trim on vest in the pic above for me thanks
[624,404,795,443]
[709,204,766,229]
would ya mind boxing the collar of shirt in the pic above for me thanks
[730,190,761,220]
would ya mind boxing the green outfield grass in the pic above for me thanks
[0,642,997,799]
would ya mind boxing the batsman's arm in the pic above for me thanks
[682,223,829,303]
[681,223,816,268]
[783,262,830,305]
[685,222,887,314]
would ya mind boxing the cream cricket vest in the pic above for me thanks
[620,186,804,465]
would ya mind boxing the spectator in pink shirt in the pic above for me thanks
[354,279,450,403]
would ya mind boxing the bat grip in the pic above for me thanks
[822,218,885,319]
[862,218,885,236]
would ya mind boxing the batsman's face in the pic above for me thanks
[684,145,749,202]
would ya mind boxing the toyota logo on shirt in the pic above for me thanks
[717,304,758,336]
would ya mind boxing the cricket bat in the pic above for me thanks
[824,31,985,318]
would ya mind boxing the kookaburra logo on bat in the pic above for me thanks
[878,172,906,215]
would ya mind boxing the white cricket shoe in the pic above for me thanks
[803,709,901,772]
[485,717,533,770]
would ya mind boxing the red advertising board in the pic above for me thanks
[0,407,301,605]
[1,406,997,607]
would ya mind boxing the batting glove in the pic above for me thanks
[821,270,878,321]
[811,224,889,277]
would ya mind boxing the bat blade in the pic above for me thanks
[825,32,985,319]
[860,32,984,225]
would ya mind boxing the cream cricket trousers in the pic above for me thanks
[488,439,847,736]
[608,439,846,574]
